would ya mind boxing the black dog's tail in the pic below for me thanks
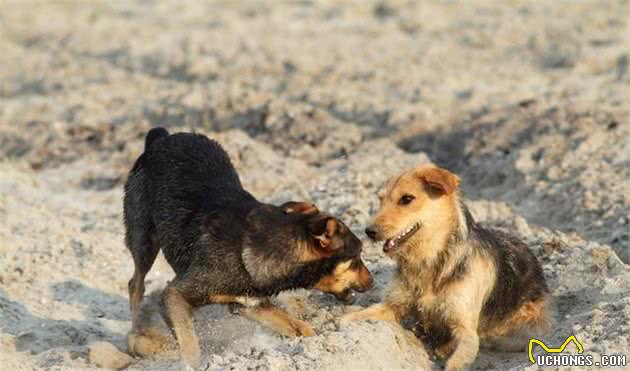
[145,127,169,151]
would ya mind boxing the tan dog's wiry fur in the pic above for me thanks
[344,165,550,370]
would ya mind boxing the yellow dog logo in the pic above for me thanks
[528,335,584,363]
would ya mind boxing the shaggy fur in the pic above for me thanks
[344,165,549,371]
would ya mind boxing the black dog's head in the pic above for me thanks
[282,202,374,302]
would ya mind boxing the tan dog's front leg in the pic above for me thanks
[343,278,412,323]
[342,303,401,322]
[445,324,480,371]
[239,301,316,337]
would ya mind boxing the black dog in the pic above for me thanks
[124,128,373,368]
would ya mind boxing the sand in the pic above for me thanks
[0,1,628,370]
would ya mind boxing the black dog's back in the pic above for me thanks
[142,130,253,210]
[124,129,258,272]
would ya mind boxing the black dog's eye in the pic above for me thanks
[399,194,415,205]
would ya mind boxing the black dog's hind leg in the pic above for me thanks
[127,234,160,332]
[124,168,161,333]
[126,222,167,357]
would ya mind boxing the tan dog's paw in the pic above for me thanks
[341,304,398,322]
[340,309,366,322]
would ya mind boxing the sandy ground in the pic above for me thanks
[0,1,629,370]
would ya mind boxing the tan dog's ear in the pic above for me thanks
[281,201,319,215]
[415,166,460,195]
[307,216,339,252]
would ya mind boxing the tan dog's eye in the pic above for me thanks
[399,194,415,205]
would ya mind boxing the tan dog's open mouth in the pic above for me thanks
[383,223,420,253]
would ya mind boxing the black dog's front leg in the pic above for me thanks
[237,299,316,337]
[161,283,200,370]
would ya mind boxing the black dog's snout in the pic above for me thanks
[354,276,374,293]
[365,226,378,240]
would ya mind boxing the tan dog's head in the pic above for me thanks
[365,165,461,257]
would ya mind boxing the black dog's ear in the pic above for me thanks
[307,216,339,252]
[281,201,319,215]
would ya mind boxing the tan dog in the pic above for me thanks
[343,165,550,370]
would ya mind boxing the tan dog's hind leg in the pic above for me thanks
[482,296,551,353]
[239,301,316,337]
[483,319,550,353]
